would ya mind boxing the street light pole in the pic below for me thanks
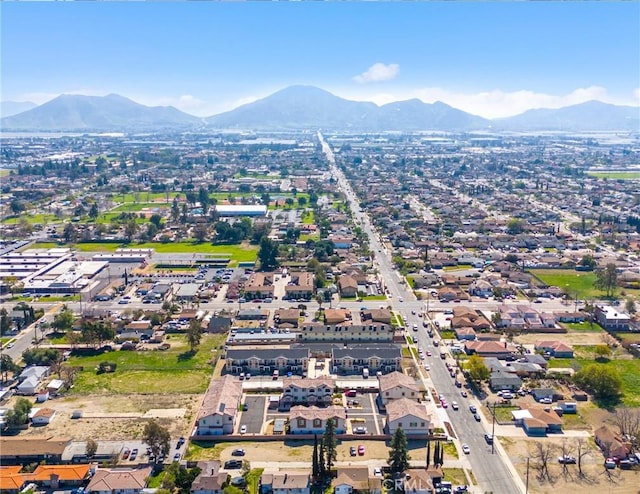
[491,401,496,454]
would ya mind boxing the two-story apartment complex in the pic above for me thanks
[378,371,421,406]
[281,377,333,408]
[225,348,310,376]
[296,323,394,343]
[289,406,346,434]
[194,375,242,436]
[284,272,315,300]
[331,345,402,375]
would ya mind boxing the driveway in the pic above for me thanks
[239,395,266,434]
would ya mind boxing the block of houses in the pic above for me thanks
[386,398,431,436]
[0,437,69,465]
[281,377,333,409]
[594,424,632,459]
[534,340,574,358]
[225,348,310,376]
[331,345,402,375]
[194,375,242,436]
[30,408,56,426]
[86,466,152,494]
[260,472,311,494]
[338,275,358,297]
[284,272,315,300]
[0,466,26,494]
[297,323,393,343]
[289,406,346,434]
[333,467,382,494]
[378,371,420,406]
[191,461,227,494]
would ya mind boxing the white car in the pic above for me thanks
[424,364,430,370]
[462,444,471,454]
[240,425,247,434]
[373,468,382,477]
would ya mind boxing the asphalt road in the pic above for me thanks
[317,132,525,494]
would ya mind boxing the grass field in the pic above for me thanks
[68,334,223,394]
[562,321,603,332]
[587,171,640,180]
[0,169,11,177]
[134,241,258,262]
[112,203,170,213]
[529,269,601,299]
[301,210,314,225]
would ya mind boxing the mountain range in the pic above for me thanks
[1,85,638,132]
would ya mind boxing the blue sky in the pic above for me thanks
[2,1,639,118]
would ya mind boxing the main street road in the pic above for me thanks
[317,132,525,494]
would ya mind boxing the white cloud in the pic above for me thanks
[340,85,639,118]
[353,63,400,84]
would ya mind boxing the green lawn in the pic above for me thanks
[362,294,387,301]
[68,334,223,394]
[246,468,264,494]
[529,269,602,299]
[134,242,258,262]
[2,213,62,225]
[0,169,11,177]
[301,210,314,225]
[185,441,235,460]
[442,468,467,486]
[562,321,603,332]
[112,203,170,213]
[587,171,640,180]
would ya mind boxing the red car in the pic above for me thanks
[358,445,365,456]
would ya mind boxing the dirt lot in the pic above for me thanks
[10,393,202,441]
[515,332,607,346]
[502,437,640,494]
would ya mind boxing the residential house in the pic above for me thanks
[530,388,557,402]
[195,375,242,436]
[274,309,301,328]
[401,468,443,494]
[17,376,40,395]
[324,309,349,325]
[595,305,631,331]
[191,461,227,494]
[378,371,420,406]
[332,345,402,375]
[30,408,56,426]
[30,464,91,488]
[386,398,431,436]
[284,272,315,301]
[338,276,358,297]
[289,406,346,434]
[225,348,310,376]
[489,369,522,392]
[516,406,563,436]
[260,472,311,494]
[469,279,493,298]
[281,377,333,408]
[594,424,631,459]
[464,341,516,359]
[534,341,574,358]
[360,309,392,324]
[454,327,477,341]
[206,317,232,334]
[333,467,382,494]
[85,466,152,494]
[0,466,25,494]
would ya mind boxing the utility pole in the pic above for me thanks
[525,457,530,493]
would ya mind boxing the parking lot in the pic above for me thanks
[239,395,267,434]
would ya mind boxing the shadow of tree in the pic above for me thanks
[178,350,196,362]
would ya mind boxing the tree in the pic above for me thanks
[466,354,490,383]
[575,438,590,478]
[574,364,622,404]
[312,434,320,479]
[186,319,203,352]
[1,354,20,382]
[625,299,637,315]
[426,440,431,469]
[149,214,164,229]
[89,203,99,219]
[86,438,98,458]
[322,418,337,470]
[387,427,411,473]
[579,255,596,269]
[63,222,78,243]
[594,344,612,361]
[594,263,618,298]
[506,218,525,235]
[22,347,61,366]
[52,308,74,333]
[258,237,279,271]
[124,219,139,243]
[193,224,209,243]
[4,397,32,428]
[143,420,171,466]
[530,441,554,482]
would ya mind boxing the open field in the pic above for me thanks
[529,269,601,299]
[134,241,258,261]
[562,321,603,332]
[587,171,640,180]
[66,334,223,394]
[503,437,640,494]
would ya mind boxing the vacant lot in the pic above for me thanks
[587,171,640,180]
[67,334,223,394]
[134,241,258,262]
[502,437,640,494]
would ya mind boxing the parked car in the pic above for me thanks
[350,446,357,456]
[473,413,481,422]
[451,401,459,410]
[232,449,246,456]
[240,425,247,434]
[224,460,243,469]
[353,426,367,434]
[358,445,365,455]
[373,467,382,477]
[484,433,494,444]
[558,455,576,464]
[469,405,477,413]
[462,444,471,454]
[604,458,617,469]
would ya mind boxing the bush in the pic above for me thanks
[96,361,117,374]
